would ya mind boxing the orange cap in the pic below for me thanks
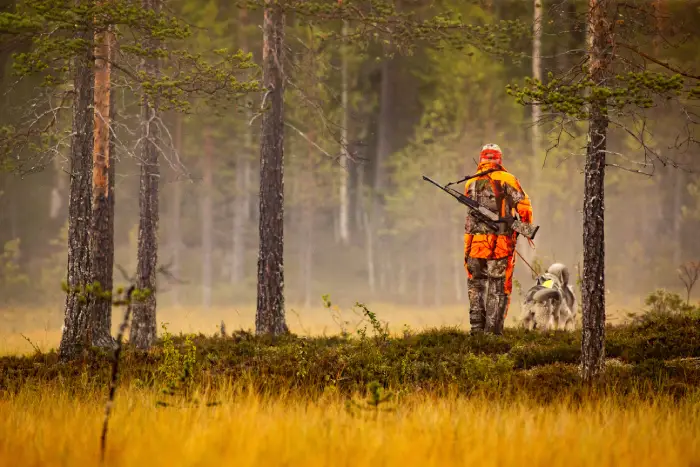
[480,144,503,164]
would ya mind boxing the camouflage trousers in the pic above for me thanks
[466,256,510,335]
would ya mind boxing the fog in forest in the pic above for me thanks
[1,0,699,348]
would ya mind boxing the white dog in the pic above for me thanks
[520,263,577,331]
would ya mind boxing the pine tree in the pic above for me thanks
[129,0,161,349]
[509,0,700,380]
[89,9,116,349]
[59,0,94,360]
[255,0,288,335]
[0,0,260,356]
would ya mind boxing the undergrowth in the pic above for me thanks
[1,290,699,403]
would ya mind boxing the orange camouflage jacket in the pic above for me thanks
[463,161,533,260]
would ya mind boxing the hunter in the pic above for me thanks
[463,144,534,335]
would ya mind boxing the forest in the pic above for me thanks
[1,0,700,465]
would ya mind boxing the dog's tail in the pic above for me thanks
[532,288,561,303]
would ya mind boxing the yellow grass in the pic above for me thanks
[2,385,700,467]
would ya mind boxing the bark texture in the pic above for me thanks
[59,15,94,361]
[130,0,160,349]
[89,21,116,348]
[581,0,611,382]
[256,0,288,335]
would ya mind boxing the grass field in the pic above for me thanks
[3,386,700,467]
[2,292,699,467]
[0,294,646,355]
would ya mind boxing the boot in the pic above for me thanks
[469,313,485,334]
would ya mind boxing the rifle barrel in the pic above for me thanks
[422,174,540,241]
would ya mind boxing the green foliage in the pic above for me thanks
[346,381,394,418]
[354,302,389,340]
[0,0,260,164]
[158,323,197,397]
[507,71,687,120]
[0,0,259,98]
[384,2,529,255]
[240,0,529,58]
[4,301,700,402]
[60,278,151,307]
[640,289,698,319]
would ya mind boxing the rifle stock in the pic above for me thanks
[422,175,540,241]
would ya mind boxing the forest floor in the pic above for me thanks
[0,291,649,355]
[1,290,700,466]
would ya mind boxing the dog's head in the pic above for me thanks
[525,272,562,304]
[546,263,570,286]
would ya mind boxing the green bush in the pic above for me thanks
[3,293,700,402]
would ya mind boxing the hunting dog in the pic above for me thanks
[520,263,577,331]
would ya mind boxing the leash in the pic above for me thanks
[515,248,539,279]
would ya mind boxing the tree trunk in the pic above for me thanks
[302,204,313,309]
[433,238,442,308]
[367,56,394,295]
[59,12,94,361]
[354,160,365,235]
[0,0,15,87]
[50,147,68,220]
[417,234,425,307]
[652,0,666,54]
[130,0,160,349]
[375,57,393,201]
[581,0,610,382]
[231,7,253,285]
[231,148,248,285]
[338,18,351,245]
[524,0,544,267]
[363,209,375,293]
[202,129,213,309]
[256,0,287,335]
[531,0,543,186]
[89,20,116,348]
[300,130,316,309]
[170,113,183,306]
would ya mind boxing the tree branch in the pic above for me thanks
[616,41,700,81]
[284,121,337,163]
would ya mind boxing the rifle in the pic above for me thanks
[422,175,540,240]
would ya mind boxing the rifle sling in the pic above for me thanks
[445,168,503,187]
